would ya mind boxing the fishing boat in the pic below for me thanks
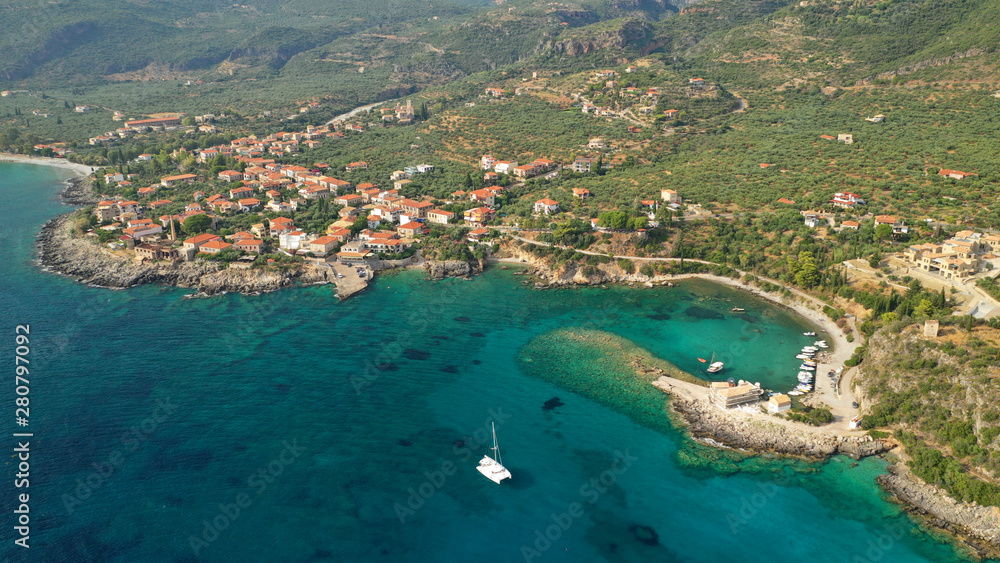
[802,346,818,352]
[798,374,812,383]
[788,390,803,396]
[795,354,814,360]
[707,361,725,373]
[731,307,746,313]
[476,422,512,484]
[803,331,816,337]
[799,364,816,371]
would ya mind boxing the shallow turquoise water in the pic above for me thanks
[0,161,982,562]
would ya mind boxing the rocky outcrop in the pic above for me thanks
[546,19,653,56]
[423,259,483,280]
[879,463,1000,560]
[670,396,889,460]
[37,213,334,295]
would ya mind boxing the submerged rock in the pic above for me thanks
[629,524,660,546]
[403,348,430,360]
[542,397,565,412]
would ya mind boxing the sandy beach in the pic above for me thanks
[0,153,94,177]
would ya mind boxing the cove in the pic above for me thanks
[0,161,983,562]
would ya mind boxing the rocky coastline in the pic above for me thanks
[423,259,485,280]
[878,462,1000,560]
[37,213,336,295]
[667,394,888,459]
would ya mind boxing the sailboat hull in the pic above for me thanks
[477,455,511,484]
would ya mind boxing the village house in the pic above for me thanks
[400,199,434,218]
[768,394,792,413]
[661,189,681,204]
[279,231,308,251]
[481,155,497,170]
[335,193,363,207]
[327,228,352,243]
[708,381,762,409]
[938,169,976,180]
[467,228,490,243]
[830,192,865,209]
[837,134,854,144]
[427,209,455,225]
[513,164,538,178]
[198,240,233,255]
[573,157,596,173]
[493,161,517,175]
[468,189,496,207]
[161,173,197,187]
[149,199,172,209]
[238,198,260,212]
[397,221,428,238]
[874,215,908,234]
[572,188,590,200]
[308,236,339,256]
[841,220,860,230]
[135,243,178,261]
[218,170,243,182]
[663,109,680,120]
[534,199,560,215]
[234,239,264,253]
[123,223,163,241]
[346,161,368,172]
[183,233,222,252]
[464,207,495,227]
[483,171,500,185]
[588,138,607,150]
[689,77,707,89]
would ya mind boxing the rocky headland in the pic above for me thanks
[38,213,335,295]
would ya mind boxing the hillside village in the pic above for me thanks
[53,58,997,308]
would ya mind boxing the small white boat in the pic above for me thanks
[476,422,511,484]
[788,390,802,396]
[795,354,813,360]
[803,332,816,337]
[799,364,815,371]
[707,361,725,374]
[798,374,812,383]
[798,371,813,378]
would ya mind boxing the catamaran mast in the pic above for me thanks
[491,422,503,466]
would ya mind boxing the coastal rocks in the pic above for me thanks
[878,463,1000,559]
[669,397,889,460]
[423,259,483,280]
[60,177,99,206]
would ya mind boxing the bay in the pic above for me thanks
[0,161,981,562]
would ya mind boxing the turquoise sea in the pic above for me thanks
[0,161,986,562]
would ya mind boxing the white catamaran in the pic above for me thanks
[477,422,512,484]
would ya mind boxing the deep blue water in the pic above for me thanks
[0,162,982,562]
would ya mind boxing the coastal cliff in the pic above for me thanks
[38,213,335,294]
